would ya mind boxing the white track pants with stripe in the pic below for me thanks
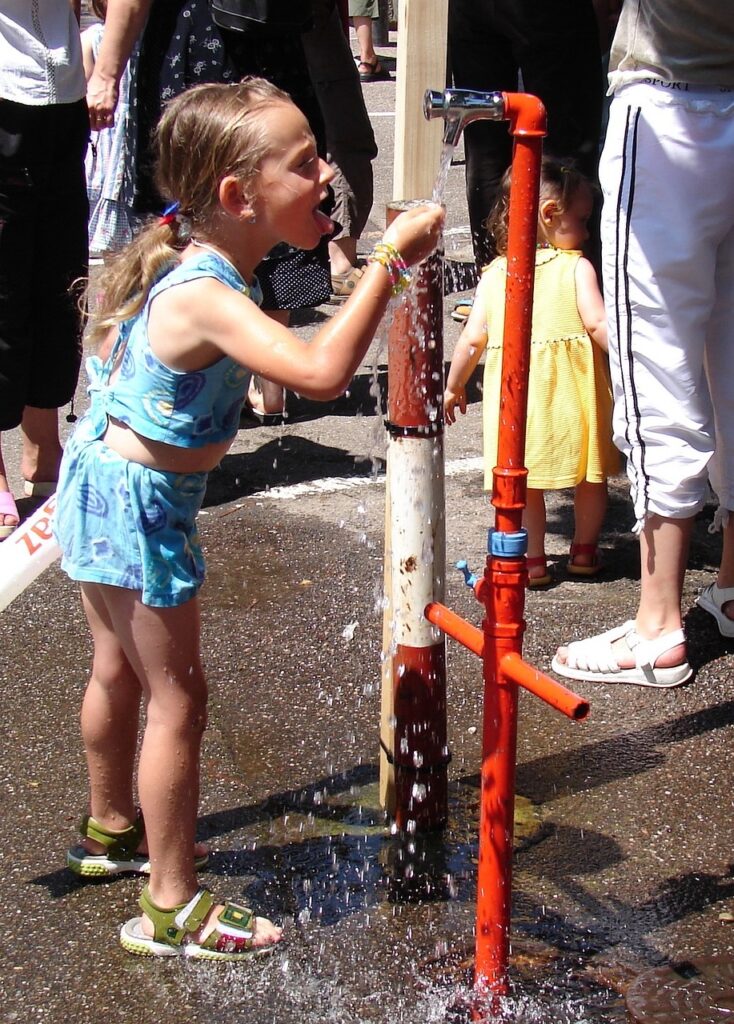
[600,81,734,530]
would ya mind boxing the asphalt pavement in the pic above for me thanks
[2,28,733,1024]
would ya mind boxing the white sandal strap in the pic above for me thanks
[708,583,734,607]
[626,626,685,669]
[174,888,213,932]
[565,620,635,673]
[564,620,685,676]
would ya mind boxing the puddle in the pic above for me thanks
[172,780,634,1023]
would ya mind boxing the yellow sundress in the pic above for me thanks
[482,247,619,491]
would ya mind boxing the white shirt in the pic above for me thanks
[0,0,86,105]
[609,0,734,92]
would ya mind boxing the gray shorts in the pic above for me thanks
[349,0,378,18]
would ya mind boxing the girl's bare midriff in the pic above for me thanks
[103,418,232,474]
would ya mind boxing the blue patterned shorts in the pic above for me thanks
[53,413,207,608]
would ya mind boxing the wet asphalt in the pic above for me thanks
[2,30,734,1024]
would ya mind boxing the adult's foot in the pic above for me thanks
[358,58,391,82]
[697,583,734,637]
[552,620,692,688]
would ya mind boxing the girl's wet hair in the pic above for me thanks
[91,0,107,19]
[486,156,594,257]
[87,78,292,345]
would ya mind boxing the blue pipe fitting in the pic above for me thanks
[488,528,528,557]
[455,560,479,588]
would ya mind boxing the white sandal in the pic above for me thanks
[697,583,734,639]
[551,620,692,688]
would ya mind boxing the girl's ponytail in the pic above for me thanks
[86,207,188,347]
[84,78,289,348]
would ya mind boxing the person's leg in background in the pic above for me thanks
[0,99,87,534]
[349,0,390,81]
[23,101,88,491]
[303,0,378,297]
[699,203,734,631]
[554,86,729,685]
[0,98,38,533]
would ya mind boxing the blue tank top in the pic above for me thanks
[89,249,262,448]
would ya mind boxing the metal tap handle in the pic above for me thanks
[423,88,506,145]
[423,88,505,122]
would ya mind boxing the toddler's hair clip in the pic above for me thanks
[159,202,180,226]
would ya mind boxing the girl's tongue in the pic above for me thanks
[313,207,334,235]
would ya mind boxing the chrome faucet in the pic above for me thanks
[423,88,506,147]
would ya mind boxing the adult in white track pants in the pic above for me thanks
[553,0,734,688]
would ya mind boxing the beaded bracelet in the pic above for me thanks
[367,241,412,296]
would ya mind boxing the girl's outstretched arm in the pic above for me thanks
[171,204,444,401]
[444,275,490,424]
[575,256,608,353]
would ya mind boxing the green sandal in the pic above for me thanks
[120,884,280,960]
[66,812,209,877]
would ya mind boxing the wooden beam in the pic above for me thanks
[392,0,448,200]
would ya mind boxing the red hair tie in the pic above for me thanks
[159,202,180,226]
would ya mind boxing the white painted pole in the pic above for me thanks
[380,0,449,821]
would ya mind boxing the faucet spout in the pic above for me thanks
[423,88,506,146]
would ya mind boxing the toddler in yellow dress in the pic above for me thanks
[444,157,619,585]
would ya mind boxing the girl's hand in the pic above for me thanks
[383,204,445,268]
[444,386,467,425]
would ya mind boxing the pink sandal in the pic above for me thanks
[0,490,19,540]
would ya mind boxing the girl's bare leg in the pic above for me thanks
[80,583,142,831]
[523,488,547,580]
[571,479,608,567]
[94,584,280,947]
[79,583,209,860]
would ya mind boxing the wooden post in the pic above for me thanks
[380,0,448,816]
[392,0,448,200]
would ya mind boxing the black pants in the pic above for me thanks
[448,0,603,266]
[0,99,89,430]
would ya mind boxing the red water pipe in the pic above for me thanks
[425,601,484,658]
[422,90,590,1001]
[424,603,589,722]
[474,91,546,1000]
[492,92,546,537]
[500,652,589,721]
